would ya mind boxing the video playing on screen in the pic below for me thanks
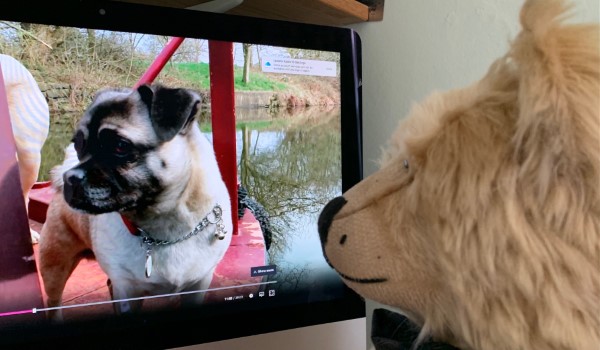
[0,22,345,325]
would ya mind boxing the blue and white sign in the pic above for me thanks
[261,57,337,77]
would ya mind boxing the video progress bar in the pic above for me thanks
[0,280,277,317]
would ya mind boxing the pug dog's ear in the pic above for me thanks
[137,84,201,142]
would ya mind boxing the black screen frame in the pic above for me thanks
[0,1,364,349]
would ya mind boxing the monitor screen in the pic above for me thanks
[0,2,363,348]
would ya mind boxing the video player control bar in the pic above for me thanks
[0,280,277,317]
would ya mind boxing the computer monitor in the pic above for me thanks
[0,1,363,348]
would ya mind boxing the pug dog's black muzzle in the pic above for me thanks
[63,168,87,206]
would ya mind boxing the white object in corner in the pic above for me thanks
[186,0,244,14]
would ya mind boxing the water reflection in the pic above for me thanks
[233,106,342,295]
[235,110,341,262]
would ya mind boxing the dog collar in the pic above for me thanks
[120,204,226,239]
[121,215,138,235]
[120,204,227,278]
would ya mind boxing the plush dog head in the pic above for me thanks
[319,0,600,349]
[61,84,201,214]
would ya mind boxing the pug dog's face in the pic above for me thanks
[62,84,200,214]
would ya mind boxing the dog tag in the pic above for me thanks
[215,221,226,240]
[145,249,153,278]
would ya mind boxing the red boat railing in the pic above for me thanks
[134,37,185,89]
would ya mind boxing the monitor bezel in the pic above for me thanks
[0,1,364,348]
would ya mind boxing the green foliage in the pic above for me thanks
[158,61,287,91]
[234,68,287,91]
[233,69,287,91]
[160,61,211,90]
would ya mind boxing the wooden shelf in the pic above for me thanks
[114,0,382,26]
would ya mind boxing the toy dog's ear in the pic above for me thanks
[137,84,201,142]
[511,0,599,201]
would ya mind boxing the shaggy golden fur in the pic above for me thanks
[320,0,599,349]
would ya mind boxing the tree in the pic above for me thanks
[87,29,96,61]
[242,43,252,84]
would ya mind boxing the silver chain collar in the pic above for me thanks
[138,204,227,278]
[138,204,226,246]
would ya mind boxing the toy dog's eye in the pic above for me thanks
[403,159,409,170]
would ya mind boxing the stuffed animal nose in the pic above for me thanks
[318,196,347,245]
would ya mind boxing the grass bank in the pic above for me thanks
[154,61,287,91]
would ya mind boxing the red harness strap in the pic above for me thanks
[121,215,139,236]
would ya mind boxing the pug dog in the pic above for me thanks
[38,84,233,321]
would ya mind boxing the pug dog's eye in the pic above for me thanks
[98,129,133,158]
[112,138,132,157]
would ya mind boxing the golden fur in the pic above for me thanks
[322,0,599,349]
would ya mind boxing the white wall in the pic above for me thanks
[352,0,598,176]
[349,0,599,347]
